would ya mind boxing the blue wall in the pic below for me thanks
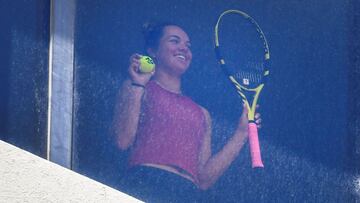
[0,0,50,157]
[73,0,358,202]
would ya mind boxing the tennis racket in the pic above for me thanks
[214,9,270,168]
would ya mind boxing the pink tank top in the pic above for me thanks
[129,80,207,182]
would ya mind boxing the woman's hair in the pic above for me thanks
[142,22,180,51]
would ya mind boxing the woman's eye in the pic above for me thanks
[169,39,179,43]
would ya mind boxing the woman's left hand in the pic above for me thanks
[254,105,262,129]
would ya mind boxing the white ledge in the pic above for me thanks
[0,140,142,202]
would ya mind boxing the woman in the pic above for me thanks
[112,22,261,202]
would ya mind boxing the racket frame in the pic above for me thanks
[214,9,270,168]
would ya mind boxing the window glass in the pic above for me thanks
[0,0,50,157]
[72,0,358,202]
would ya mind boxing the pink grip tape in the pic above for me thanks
[248,122,264,168]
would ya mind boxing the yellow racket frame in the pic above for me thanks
[214,9,270,122]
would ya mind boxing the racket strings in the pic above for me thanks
[233,61,265,87]
[235,71,262,86]
[215,10,270,88]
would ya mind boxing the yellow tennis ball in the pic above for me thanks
[139,56,155,73]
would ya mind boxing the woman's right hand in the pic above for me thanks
[128,53,154,85]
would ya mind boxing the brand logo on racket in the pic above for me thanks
[243,78,250,85]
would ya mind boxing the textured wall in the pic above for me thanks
[0,140,142,202]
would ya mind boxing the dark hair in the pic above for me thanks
[142,22,180,51]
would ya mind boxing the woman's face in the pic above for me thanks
[152,25,192,76]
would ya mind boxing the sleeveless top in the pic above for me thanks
[129,80,207,182]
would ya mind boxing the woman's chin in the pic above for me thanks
[174,66,189,76]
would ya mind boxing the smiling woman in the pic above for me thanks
[110,22,261,202]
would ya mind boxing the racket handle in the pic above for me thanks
[248,122,264,168]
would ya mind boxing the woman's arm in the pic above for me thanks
[111,79,145,150]
[110,54,153,150]
[197,106,250,190]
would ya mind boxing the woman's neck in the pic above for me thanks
[153,71,182,94]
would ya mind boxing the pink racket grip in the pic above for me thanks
[248,122,264,168]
